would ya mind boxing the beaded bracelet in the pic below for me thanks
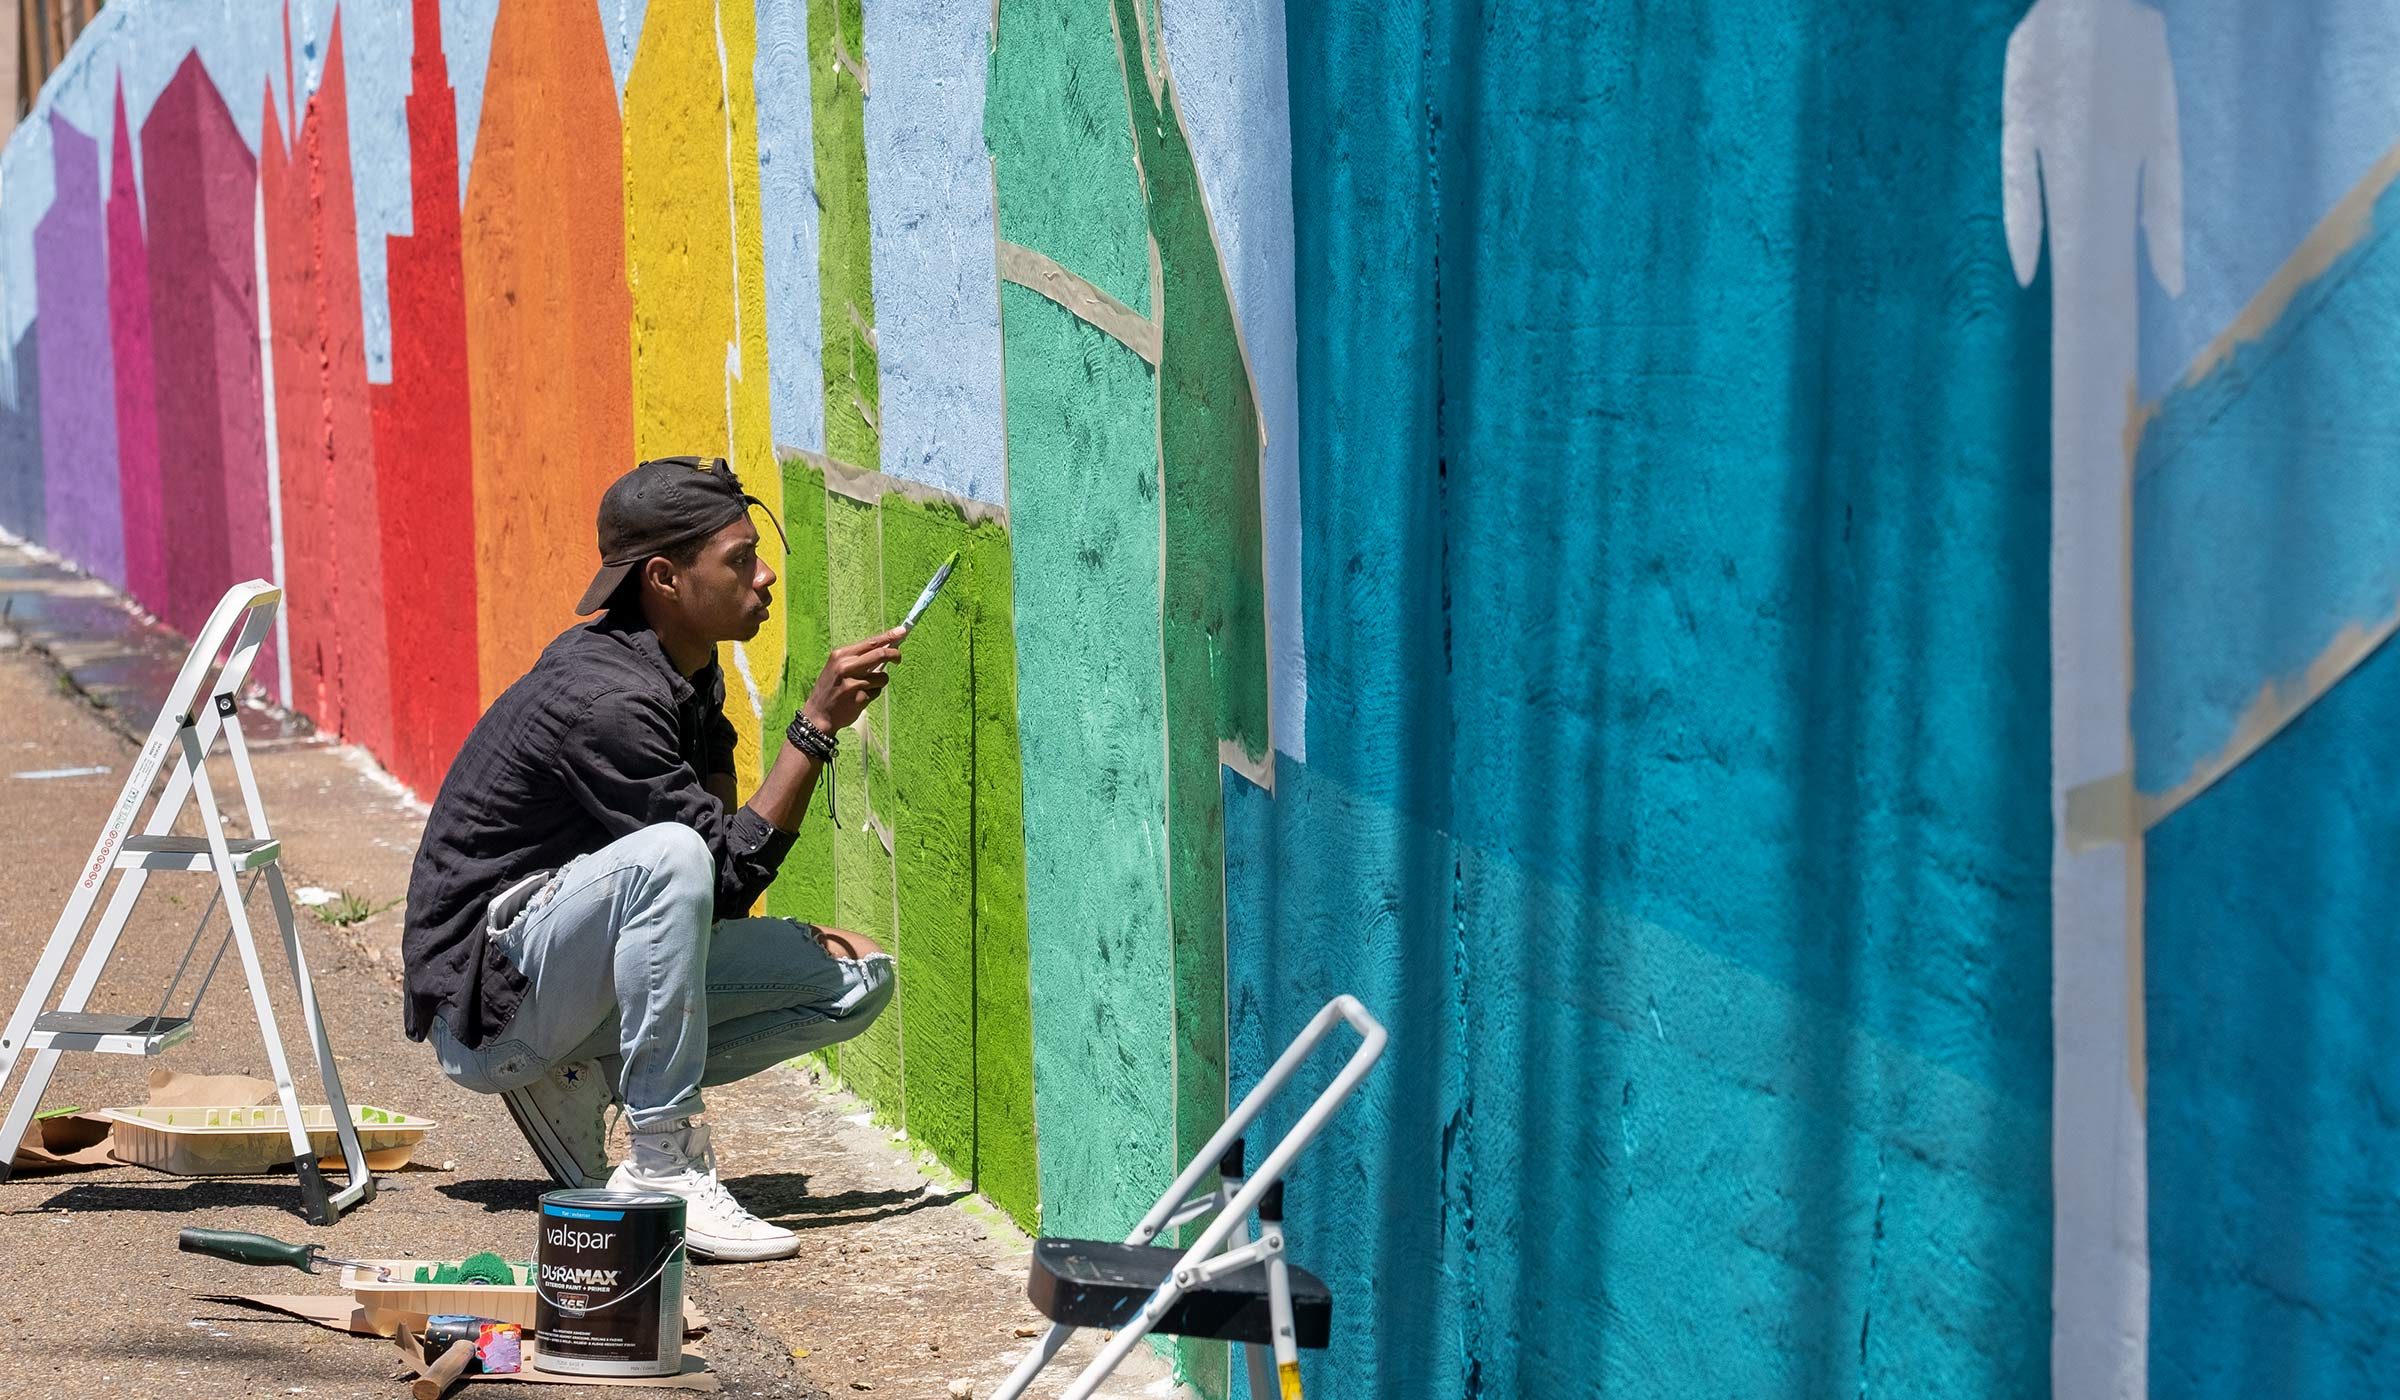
[787,710,838,759]
[786,711,842,826]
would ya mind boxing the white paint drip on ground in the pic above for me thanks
[10,764,110,780]
[2004,3,2182,1395]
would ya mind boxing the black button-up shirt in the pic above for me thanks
[402,608,797,1049]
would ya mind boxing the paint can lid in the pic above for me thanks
[541,1188,684,1212]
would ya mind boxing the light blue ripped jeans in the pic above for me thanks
[427,822,894,1131]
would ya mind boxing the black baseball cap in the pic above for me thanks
[576,456,771,614]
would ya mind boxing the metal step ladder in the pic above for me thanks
[0,580,374,1223]
[993,995,1386,1400]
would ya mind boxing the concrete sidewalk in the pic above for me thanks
[0,548,1174,1400]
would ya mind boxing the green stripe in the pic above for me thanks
[1110,11,1273,1390]
[824,489,902,1106]
[995,281,1175,1241]
[886,501,977,1175]
[964,521,1040,1229]
[811,0,880,469]
[767,455,835,924]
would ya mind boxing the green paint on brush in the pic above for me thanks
[809,0,879,469]
[963,521,1040,1230]
[767,454,835,925]
[824,489,902,1105]
[885,502,978,1181]
[989,281,1174,1242]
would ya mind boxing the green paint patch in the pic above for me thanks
[1107,6,1270,1256]
[886,501,979,1180]
[989,11,1274,1387]
[985,0,1154,316]
[765,462,1042,1230]
[991,282,1175,1241]
[824,489,902,1106]
[810,0,880,469]
[965,523,1040,1230]
[768,455,835,925]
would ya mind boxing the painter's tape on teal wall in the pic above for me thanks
[1231,2,2053,1394]
[2132,179,2400,797]
[2148,635,2400,1397]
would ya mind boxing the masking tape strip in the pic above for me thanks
[834,23,871,93]
[1219,737,1271,794]
[995,238,1163,367]
[2137,601,2400,835]
[2063,771,2137,854]
[777,446,1010,527]
[2177,139,2400,393]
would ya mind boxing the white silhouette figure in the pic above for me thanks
[2003,4,2180,1399]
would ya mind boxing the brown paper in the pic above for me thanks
[145,1066,279,1108]
[394,1320,718,1391]
[8,1110,115,1173]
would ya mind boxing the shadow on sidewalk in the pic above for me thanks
[33,1177,341,1215]
[435,1176,549,1214]
[433,1171,960,1233]
[730,1175,964,1229]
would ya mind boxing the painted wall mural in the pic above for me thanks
[4,1,2397,1397]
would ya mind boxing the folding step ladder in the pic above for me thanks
[0,580,374,1223]
[993,995,1387,1400]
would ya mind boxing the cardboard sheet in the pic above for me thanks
[210,1296,718,1390]
[210,1292,709,1340]
[396,1322,718,1392]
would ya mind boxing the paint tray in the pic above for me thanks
[98,1102,435,1175]
[343,1260,539,1333]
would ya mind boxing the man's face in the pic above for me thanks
[664,517,775,644]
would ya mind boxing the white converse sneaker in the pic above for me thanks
[500,1059,614,1188]
[606,1118,798,1262]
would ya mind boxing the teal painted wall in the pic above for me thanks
[1225,2,2056,1395]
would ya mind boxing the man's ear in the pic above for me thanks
[640,555,679,601]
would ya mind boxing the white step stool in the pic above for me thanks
[993,995,1386,1400]
[0,581,374,1222]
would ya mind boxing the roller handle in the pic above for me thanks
[178,1227,319,1273]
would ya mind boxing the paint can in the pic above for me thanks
[532,1189,686,1377]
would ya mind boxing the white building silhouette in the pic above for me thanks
[2003,2,2181,1397]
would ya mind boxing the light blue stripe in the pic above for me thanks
[2140,0,2400,397]
[755,0,824,453]
[859,0,1003,501]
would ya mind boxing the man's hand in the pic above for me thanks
[803,628,905,732]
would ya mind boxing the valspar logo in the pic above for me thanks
[546,1225,616,1251]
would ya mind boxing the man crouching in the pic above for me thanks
[402,455,899,1261]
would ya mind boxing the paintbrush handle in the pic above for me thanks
[412,1342,476,1400]
[178,1227,317,1272]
